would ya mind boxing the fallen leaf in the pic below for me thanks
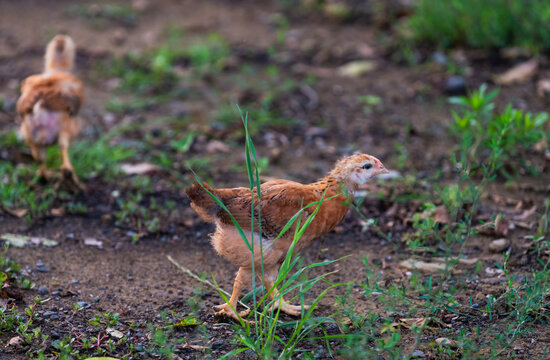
[435,337,458,347]
[434,205,451,224]
[51,208,65,216]
[7,336,23,347]
[513,205,537,221]
[399,259,446,273]
[121,163,161,175]
[1,234,58,248]
[475,215,510,237]
[205,140,232,153]
[1,207,28,218]
[500,47,531,59]
[489,238,510,252]
[514,221,534,230]
[182,343,208,351]
[337,60,377,77]
[84,237,103,248]
[394,317,426,328]
[106,327,124,339]
[485,267,504,276]
[493,59,537,85]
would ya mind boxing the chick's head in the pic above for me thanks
[331,153,388,188]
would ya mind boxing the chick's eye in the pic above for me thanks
[363,163,372,170]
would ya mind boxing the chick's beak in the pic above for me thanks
[376,165,389,175]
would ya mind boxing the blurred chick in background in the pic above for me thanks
[16,35,85,191]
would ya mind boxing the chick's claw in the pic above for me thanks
[214,303,251,323]
[271,300,310,317]
[54,167,85,192]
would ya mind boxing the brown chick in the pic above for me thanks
[186,154,388,321]
[16,35,85,191]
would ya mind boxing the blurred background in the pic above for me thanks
[0,1,549,359]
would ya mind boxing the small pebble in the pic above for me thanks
[51,291,60,296]
[76,301,90,309]
[411,350,425,358]
[489,238,509,252]
[71,279,79,284]
[37,287,49,295]
[445,76,467,95]
[36,265,50,273]
[432,51,448,66]
[43,311,56,318]
[211,339,225,350]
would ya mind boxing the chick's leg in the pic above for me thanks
[57,131,84,191]
[29,144,52,179]
[214,267,251,321]
[262,270,309,317]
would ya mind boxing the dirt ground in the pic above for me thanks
[1,0,549,359]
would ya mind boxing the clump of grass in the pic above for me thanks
[0,252,46,354]
[450,84,548,178]
[114,192,166,242]
[0,130,20,148]
[0,162,55,221]
[98,48,181,95]
[184,33,230,75]
[95,32,229,97]
[409,0,550,52]
[0,244,33,289]
[70,137,136,181]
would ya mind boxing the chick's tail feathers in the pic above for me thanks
[45,35,76,73]
[185,182,220,223]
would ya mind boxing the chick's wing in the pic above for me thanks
[215,180,325,239]
[17,73,84,116]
